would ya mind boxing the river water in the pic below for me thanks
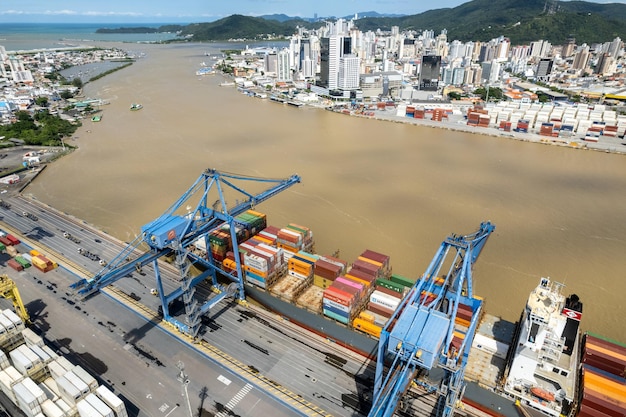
[25,42,626,342]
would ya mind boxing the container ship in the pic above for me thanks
[191,209,625,417]
[0,306,128,417]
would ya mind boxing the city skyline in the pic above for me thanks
[1,0,626,23]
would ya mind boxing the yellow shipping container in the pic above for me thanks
[353,317,382,338]
[245,209,266,219]
[313,275,334,289]
[345,273,371,288]
[244,265,268,278]
[357,256,383,268]
[30,249,40,257]
[31,256,48,269]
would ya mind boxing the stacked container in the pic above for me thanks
[31,254,57,273]
[276,224,314,256]
[313,257,344,289]
[96,385,128,417]
[322,275,367,325]
[238,237,284,289]
[83,392,114,417]
[0,365,23,402]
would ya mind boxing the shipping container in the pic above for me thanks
[77,398,104,417]
[21,377,47,404]
[73,366,98,392]
[7,259,23,272]
[22,328,44,348]
[95,385,127,417]
[40,399,64,417]
[85,393,114,417]
[6,234,20,245]
[55,375,82,404]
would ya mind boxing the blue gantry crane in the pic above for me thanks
[71,168,300,337]
[368,221,495,417]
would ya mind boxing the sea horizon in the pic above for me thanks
[0,22,183,51]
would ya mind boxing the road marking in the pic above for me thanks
[218,375,231,385]
[216,383,252,417]
[164,404,178,417]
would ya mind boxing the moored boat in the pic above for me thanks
[129,103,143,111]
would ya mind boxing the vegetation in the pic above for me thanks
[88,62,133,82]
[165,0,626,44]
[353,0,626,44]
[0,111,79,147]
[177,15,314,41]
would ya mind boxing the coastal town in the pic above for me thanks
[2,17,626,157]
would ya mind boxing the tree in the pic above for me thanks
[60,91,74,100]
[72,77,83,89]
[448,91,462,100]
[35,96,49,107]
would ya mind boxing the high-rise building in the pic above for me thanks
[536,58,553,81]
[595,53,613,75]
[572,46,590,71]
[319,35,353,90]
[276,49,291,82]
[338,55,360,90]
[562,37,576,58]
[419,55,441,91]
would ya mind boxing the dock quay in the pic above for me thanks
[0,194,512,417]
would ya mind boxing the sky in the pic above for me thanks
[1,0,625,24]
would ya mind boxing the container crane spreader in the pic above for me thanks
[71,169,300,337]
[369,221,495,417]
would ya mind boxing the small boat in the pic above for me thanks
[130,103,143,111]
[91,115,102,122]
[530,387,555,402]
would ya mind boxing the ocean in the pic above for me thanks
[0,23,180,51]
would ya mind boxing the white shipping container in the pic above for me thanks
[41,399,64,417]
[0,349,9,370]
[369,290,401,311]
[287,269,309,280]
[22,377,47,404]
[322,298,351,314]
[29,344,52,364]
[13,380,39,409]
[64,371,89,396]
[76,398,103,417]
[17,345,43,367]
[54,398,72,415]
[22,328,44,348]
[0,314,15,334]
[41,346,58,361]
[55,357,74,372]
[9,348,34,375]
[0,369,17,401]
[72,365,98,392]
[3,309,25,331]
[47,361,67,380]
[95,385,126,416]
[38,380,58,401]
[55,375,82,405]
[85,393,114,417]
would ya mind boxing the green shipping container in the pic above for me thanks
[375,278,406,294]
[390,273,414,288]
[0,243,5,252]
[14,255,31,269]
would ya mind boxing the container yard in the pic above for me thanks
[0,305,127,417]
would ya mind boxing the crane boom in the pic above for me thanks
[369,221,495,417]
[70,169,300,337]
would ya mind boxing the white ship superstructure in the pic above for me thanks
[503,277,583,417]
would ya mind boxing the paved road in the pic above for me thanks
[0,195,376,417]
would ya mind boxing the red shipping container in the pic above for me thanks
[582,390,626,417]
[367,302,394,318]
[6,234,20,245]
[7,259,23,271]
[0,236,11,246]
[323,286,353,307]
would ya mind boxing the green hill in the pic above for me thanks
[354,0,626,44]
[175,0,626,44]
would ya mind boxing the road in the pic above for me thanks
[0,195,377,417]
